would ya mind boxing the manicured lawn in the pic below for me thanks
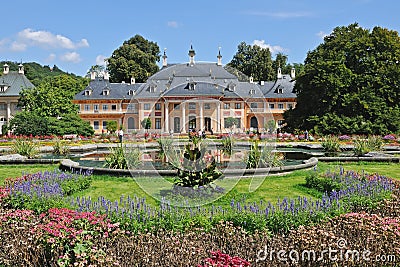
[0,164,59,184]
[1,161,397,207]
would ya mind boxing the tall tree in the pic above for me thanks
[106,34,160,83]
[284,23,400,135]
[18,75,86,117]
[10,75,93,136]
[227,42,274,81]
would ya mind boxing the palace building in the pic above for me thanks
[74,47,296,134]
[0,63,35,134]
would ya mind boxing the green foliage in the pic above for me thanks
[104,144,142,169]
[245,141,283,168]
[18,75,86,117]
[221,136,234,154]
[60,174,92,196]
[321,135,342,154]
[174,135,222,187]
[1,124,7,135]
[106,120,118,133]
[11,139,39,158]
[246,141,262,169]
[366,135,383,151]
[284,23,400,135]
[265,120,277,133]
[227,41,274,81]
[0,61,78,86]
[10,74,93,137]
[52,138,70,155]
[10,111,94,137]
[141,117,151,129]
[107,34,160,83]
[305,171,341,193]
[224,117,238,129]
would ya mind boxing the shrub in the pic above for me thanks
[321,135,341,154]
[52,137,70,155]
[305,171,341,193]
[104,144,142,169]
[367,135,383,151]
[11,138,39,158]
[4,170,92,213]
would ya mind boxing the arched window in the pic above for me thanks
[128,117,135,130]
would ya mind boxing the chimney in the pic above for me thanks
[103,71,110,80]
[217,47,222,66]
[3,63,9,75]
[291,68,296,79]
[162,48,168,67]
[131,77,135,84]
[188,44,196,65]
[18,63,24,74]
[277,67,282,79]
[90,71,96,80]
[249,76,254,83]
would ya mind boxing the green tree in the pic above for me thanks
[284,23,400,135]
[0,61,81,86]
[106,34,160,83]
[86,65,106,78]
[18,75,87,117]
[106,120,118,133]
[11,75,93,136]
[141,118,152,130]
[227,42,274,81]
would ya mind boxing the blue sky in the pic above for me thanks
[1,0,398,77]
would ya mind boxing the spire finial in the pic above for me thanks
[162,48,168,67]
[188,44,196,65]
[217,46,222,66]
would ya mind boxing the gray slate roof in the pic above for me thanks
[75,63,296,101]
[0,71,34,97]
[74,78,142,100]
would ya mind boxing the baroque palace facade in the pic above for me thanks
[74,48,297,134]
[0,64,35,134]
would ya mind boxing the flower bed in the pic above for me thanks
[0,168,399,266]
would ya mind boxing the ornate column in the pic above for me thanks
[199,101,204,131]
[164,100,169,133]
[182,103,186,133]
[6,101,11,123]
[216,101,221,132]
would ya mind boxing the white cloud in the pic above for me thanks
[252,40,285,54]
[0,38,9,50]
[316,31,328,39]
[10,41,27,52]
[167,21,179,28]
[96,55,107,66]
[45,53,57,62]
[16,28,89,50]
[60,52,81,63]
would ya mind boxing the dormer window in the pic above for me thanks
[0,85,8,93]
[84,90,92,96]
[228,82,236,92]
[128,90,135,96]
[276,85,283,94]
[102,90,110,96]
[189,82,196,90]
[249,89,255,95]
[149,85,156,93]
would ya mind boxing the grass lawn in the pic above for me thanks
[0,161,398,207]
[0,164,60,184]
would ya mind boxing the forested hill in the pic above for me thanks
[0,61,82,86]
